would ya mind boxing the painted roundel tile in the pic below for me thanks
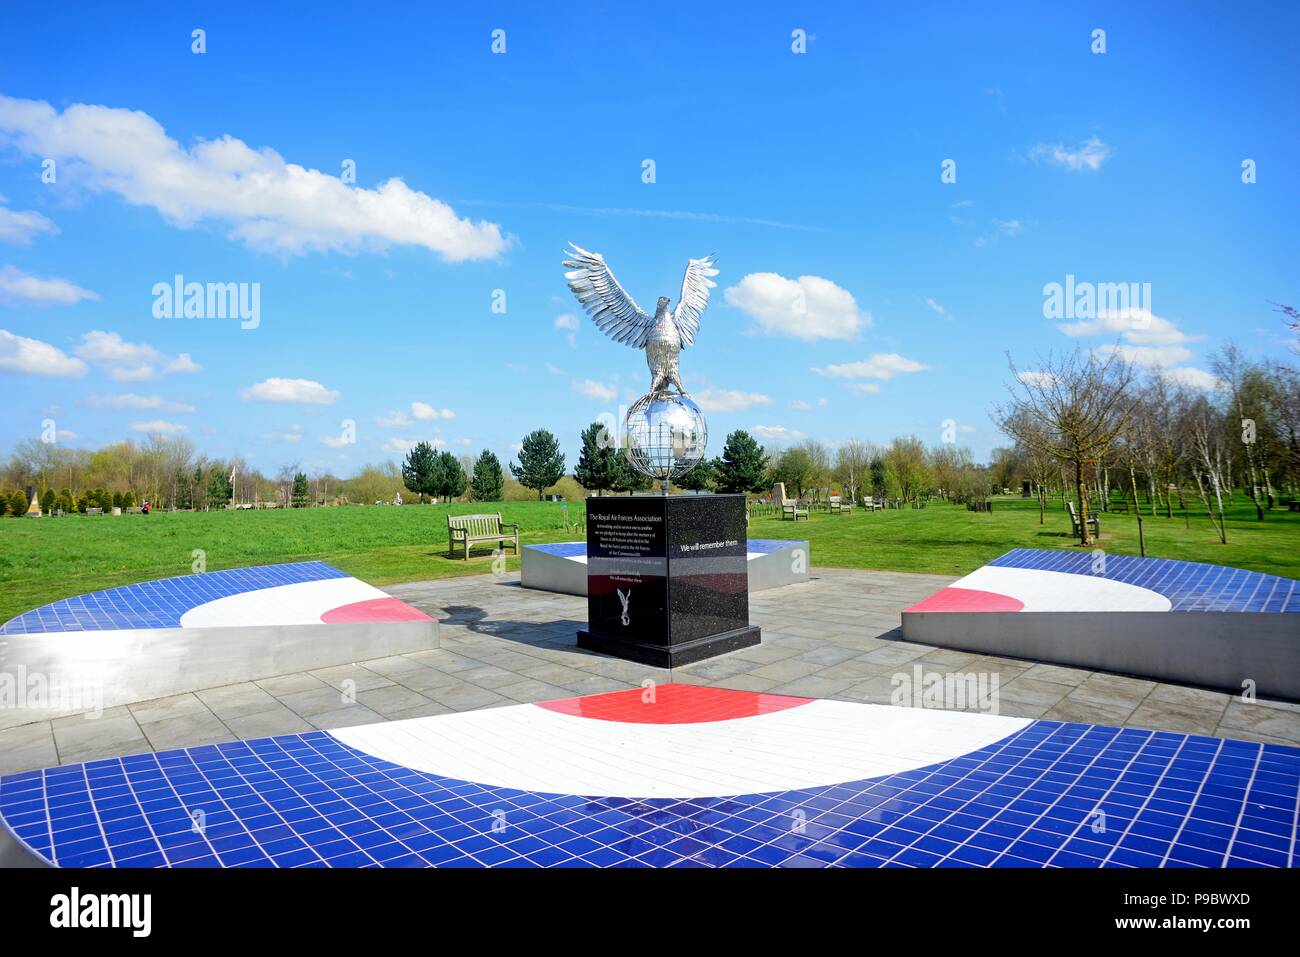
[906,548,1300,614]
[1,683,1296,869]
[0,561,431,635]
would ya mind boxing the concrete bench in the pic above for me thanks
[85,507,103,516]
[448,512,520,560]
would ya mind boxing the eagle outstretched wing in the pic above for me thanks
[562,243,652,348]
[671,254,718,347]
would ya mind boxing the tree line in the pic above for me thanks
[996,343,1299,545]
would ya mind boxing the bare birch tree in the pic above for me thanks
[996,348,1138,545]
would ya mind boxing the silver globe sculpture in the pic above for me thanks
[563,243,718,493]
[624,392,709,491]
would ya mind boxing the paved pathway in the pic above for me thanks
[2,568,1296,775]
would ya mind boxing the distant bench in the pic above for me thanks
[1066,501,1100,538]
[448,513,521,560]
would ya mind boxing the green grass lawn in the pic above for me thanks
[748,495,1300,580]
[1,494,1297,624]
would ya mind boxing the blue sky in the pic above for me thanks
[1,1,1296,473]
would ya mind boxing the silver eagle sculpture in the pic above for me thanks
[562,243,718,395]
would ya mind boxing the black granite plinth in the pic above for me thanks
[577,493,761,667]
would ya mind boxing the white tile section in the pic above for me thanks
[951,566,1172,612]
[330,700,1031,798]
[178,577,388,628]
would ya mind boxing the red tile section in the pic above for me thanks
[905,587,1024,613]
[320,597,434,623]
[537,682,811,724]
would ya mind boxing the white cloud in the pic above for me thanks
[1029,136,1112,172]
[0,265,98,306]
[1058,308,1196,347]
[0,206,57,245]
[376,410,411,428]
[264,425,304,442]
[849,383,881,394]
[130,419,187,434]
[241,377,339,405]
[168,353,201,374]
[455,437,473,447]
[573,379,617,401]
[320,434,352,448]
[993,218,1022,236]
[411,401,454,421]
[545,363,566,376]
[554,313,579,331]
[752,424,805,441]
[1097,343,1195,367]
[725,273,868,341]
[924,297,946,316]
[0,328,87,376]
[812,353,929,380]
[1017,371,1058,388]
[0,94,508,261]
[75,331,201,382]
[695,388,773,413]
[383,436,446,454]
[789,398,828,410]
[87,393,195,413]
[1162,367,1223,391]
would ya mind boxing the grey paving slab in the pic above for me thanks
[309,665,396,694]
[139,712,233,751]
[222,705,314,740]
[423,682,512,711]
[307,705,385,730]
[127,693,210,726]
[196,682,284,720]
[1128,699,1224,737]
[4,566,1297,769]
[278,686,356,718]
[385,701,455,721]
[354,685,435,717]
[53,715,148,765]
[256,673,329,696]
[0,722,58,776]
[766,675,855,699]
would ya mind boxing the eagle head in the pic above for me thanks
[656,296,671,313]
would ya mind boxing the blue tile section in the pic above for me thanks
[528,543,588,559]
[989,548,1299,613]
[2,720,1294,868]
[746,538,798,555]
[0,562,350,635]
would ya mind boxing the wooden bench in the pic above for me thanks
[862,495,884,511]
[827,494,853,514]
[85,507,103,516]
[772,482,807,521]
[447,512,520,560]
[1066,501,1100,538]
